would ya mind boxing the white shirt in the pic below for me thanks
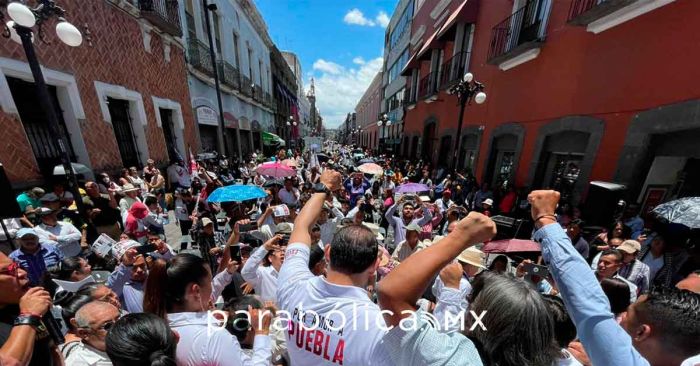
[557,349,584,366]
[34,221,82,257]
[277,243,394,366]
[392,240,427,262]
[319,207,344,246]
[169,312,271,366]
[278,188,300,206]
[118,196,140,218]
[167,164,192,187]
[241,246,280,304]
[63,342,112,366]
[435,198,454,214]
[431,275,472,334]
[174,198,192,222]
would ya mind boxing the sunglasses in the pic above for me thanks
[0,262,19,278]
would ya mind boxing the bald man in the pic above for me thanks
[65,301,120,364]
[676,271,700,294]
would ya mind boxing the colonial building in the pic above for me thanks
[181,0,275,161]
[356,71,384,152]
[399,0,699,206]
[270,45,298,148]
[0,0,197,186]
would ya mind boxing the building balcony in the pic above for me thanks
[404,84,416,107]
[240,75,252,97]
[568,0,636,26]
[138,0,183,37]
[188,39,214,77]
[487,0,550,71]
[216,60,240,91]
[252,85,264,102]
[568,0,675,34]
[439,51,470,90]
[418,72,438,100]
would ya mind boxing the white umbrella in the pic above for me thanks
[53,163,94,181]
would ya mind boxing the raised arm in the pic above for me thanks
[528,190,648,366]
[289,170,342,246]
[384,200,400,225]
[378,212,496,326]
[415,203,433,226]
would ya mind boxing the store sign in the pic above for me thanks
[224,112,238,129]
[239,117,251,131]
[196,106,218,126]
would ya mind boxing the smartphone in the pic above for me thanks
[279,233,291,246]
[239,222,259,232]
[135,244,158,255]
[230,245,242,263]
[523,262,550,278]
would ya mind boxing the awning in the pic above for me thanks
[223,112,238,129]
[262,131,285,146]
[436,0,480,40]
[401,29,443,76]
[401,52,419,76]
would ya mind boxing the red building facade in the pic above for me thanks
[401,0,700,205]
[0,0,198,187]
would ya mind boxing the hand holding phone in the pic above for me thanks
[135,244,158,255]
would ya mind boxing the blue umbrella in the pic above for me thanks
[207,185,268,203]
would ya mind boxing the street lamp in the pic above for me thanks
[376,113,391,154]
[2,0,87,217]
[449,72,486,172]
[202,0,228,157]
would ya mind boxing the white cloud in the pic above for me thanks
[352,57,365,65]
[343,8,375,26]
[308,56,384,128]
[312,59,343,75]
[376,11,390,28]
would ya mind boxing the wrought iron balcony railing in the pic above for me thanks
[568,0,636,25]
[418,72,437,99]
[487,0,548,64]
[240,75,252,97]
[188,39,214,76]
[216,60,240,91]
[138,0,182,37]
[439,51,470,89]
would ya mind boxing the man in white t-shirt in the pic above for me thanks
[278,178,300,207]
[277,170,394,366]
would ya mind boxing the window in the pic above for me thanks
[389,1,414,51]
[387,49,409,84]
[247,48,253,79]
[200,6,208,42]
[185,0,196,40]
[232,32,240,68]
[258,60,264,86]
[386,88,405,112]
[213,13,222,55]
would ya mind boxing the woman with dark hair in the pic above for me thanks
[542,295,582,366]
[118,168,131,187]
[143,254,271,365]
[600,277,632,319]
[379,214,560,366]
[105,313,177,366]
[43,257,93,296]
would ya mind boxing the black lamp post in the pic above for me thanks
[202,0,228,157]
[376,113,391,155]
[2,0,87,217]
[449,72,486,173]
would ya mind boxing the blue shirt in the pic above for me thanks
[534,224,649,366]
[10,243,64,285]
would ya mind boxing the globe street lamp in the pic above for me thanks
[449,72,486,172]
[376,113,391,154]
[2,0,87,217]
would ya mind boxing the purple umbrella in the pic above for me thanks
[396,182,431,194]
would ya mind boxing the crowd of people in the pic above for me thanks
[0,143,698,366]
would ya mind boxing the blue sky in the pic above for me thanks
[255,0,398,128]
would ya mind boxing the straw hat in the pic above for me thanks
[456,247,487,269]
[363,222,384,241]
[122,183,139,192]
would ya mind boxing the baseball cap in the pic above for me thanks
[16,228,38,239]
[201,217,214,227]
[405,223,422,233]
[40,193,60,202]
[276,222,293,234]
[31,187,45,197]
[618,240,641,254]
[483,198,493,206]
[443,189,452,196]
